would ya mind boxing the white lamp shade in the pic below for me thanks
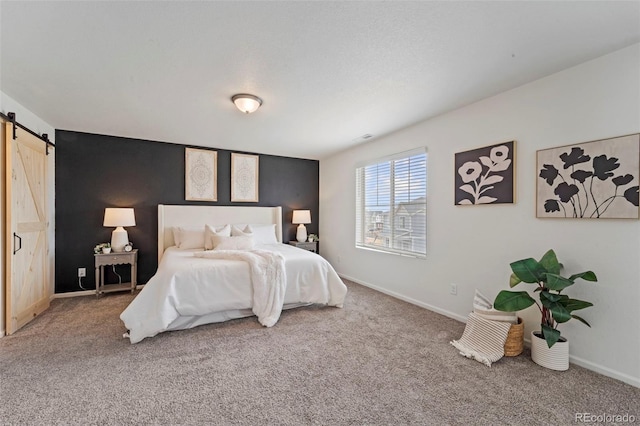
[292,210,311,224]
[103,208,136,227]
[232,94,262,114]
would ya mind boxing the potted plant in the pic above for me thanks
[493,249,597,370]
[94,243,111,254]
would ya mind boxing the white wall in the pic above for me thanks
[0,91,56,336]
[320,44,640,387]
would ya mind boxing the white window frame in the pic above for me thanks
[355,148,427,258]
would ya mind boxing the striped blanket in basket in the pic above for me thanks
[451,312,512,367]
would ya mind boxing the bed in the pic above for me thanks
[120,205,347,343]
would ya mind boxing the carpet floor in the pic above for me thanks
[0,280,637,425]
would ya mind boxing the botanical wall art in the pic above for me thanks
[231,153,259,202]
[455,141,515,205]
[185,148,217,201]
[536,133,639,219]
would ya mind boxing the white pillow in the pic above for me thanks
[205,224,231,250]
[212,235,255,251]
[172,227,181,246]
[248,224,278,244]
[231,224,253,237]
[173,227,205,250]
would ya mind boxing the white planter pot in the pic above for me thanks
[530,331,569,371]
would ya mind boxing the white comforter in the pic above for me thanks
[120,244,347,343]
[195,249,286,327]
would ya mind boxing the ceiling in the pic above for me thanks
[1,1,639,160]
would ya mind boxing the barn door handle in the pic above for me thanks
[13,233,22,255]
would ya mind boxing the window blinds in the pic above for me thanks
[355,148,427,258]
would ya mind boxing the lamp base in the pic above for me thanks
[111,227,129,252]
[296,224,308,243]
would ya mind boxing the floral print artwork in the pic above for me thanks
[536,134,639,219]
[455,141,515,205]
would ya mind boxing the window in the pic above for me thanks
[355,148,427,258]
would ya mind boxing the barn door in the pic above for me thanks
[4,121,50,334]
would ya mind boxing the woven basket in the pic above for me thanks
[504,317,524,357]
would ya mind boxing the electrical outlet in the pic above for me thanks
[78,267,86,278]
[449,283,457,295]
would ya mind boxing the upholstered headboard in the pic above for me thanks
[157,204,283,262]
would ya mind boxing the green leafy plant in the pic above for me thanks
[493,249,597,348]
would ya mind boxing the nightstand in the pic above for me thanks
[289,241,318,253]
[94,249,138,296]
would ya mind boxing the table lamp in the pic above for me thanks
[103,208,136,252]
[292,210,311,243]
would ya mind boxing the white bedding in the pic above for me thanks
[120,243,347,343]
[195,249,286,327]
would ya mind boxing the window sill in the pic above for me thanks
[356,245,426,260]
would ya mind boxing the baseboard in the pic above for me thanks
[53,290,95,298]
[52,284,145,299]
[338,273,468,323]
[339,273,640,389]
[569,354,640,388]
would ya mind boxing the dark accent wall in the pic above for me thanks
[55,130,319,293]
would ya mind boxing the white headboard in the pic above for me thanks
[157,204,283,262]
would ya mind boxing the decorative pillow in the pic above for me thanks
[248,224,278,244]
[205,224,231,250]
[212,235,255,251]
[472,289,518,324]
[172,227,181,246]
[173,227,206,250]
[231,224,253,237]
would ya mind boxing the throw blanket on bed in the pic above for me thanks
[450,312,512,367]
[195,249,286,327]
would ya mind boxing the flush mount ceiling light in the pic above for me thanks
[231,94,263,114]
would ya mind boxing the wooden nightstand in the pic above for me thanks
[289,241,318,253]
[94,249,138,296]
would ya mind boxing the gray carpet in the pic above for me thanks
[1,280,637,425]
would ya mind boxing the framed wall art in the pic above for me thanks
[455,141,516,205]
[185,148,217,201]
[536,133,639,219]
[231,153,259,202]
